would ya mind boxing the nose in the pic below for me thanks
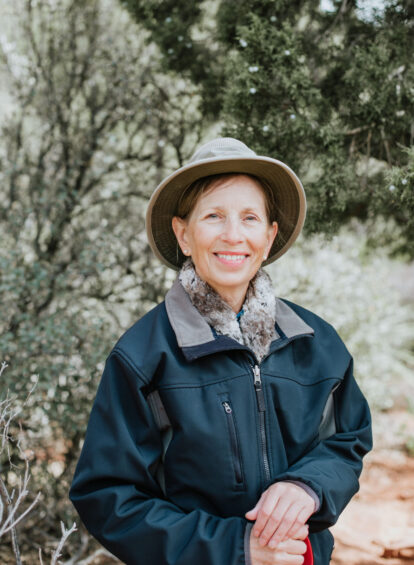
[220,216,244,244]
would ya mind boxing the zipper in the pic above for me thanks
[222,401,244,484]
[252,364,271,483]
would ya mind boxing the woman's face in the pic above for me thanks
[172,175,278,307]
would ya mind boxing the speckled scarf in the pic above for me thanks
[178,259,277,362]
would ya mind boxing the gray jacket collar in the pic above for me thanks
[165,277,314,357]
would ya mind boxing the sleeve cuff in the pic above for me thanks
[244,522,253,565]
[283,480,321,513]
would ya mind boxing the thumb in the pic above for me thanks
[245,501,261,520]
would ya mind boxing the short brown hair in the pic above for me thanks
[175,173,277,224]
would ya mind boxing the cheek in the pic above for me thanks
[190,225,216,250]
[250,229,271,250]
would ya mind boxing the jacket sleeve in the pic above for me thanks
[274,358,372,532]
[69,349,248,565]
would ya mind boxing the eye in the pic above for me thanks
[206,213,220,219]
[245,215,258,221]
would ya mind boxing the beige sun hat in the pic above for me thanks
[146,137,306,270]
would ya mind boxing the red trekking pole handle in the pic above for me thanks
[303,537,314,565]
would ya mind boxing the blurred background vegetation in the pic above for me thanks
[0,0,413,562]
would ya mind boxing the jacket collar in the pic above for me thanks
[165,276,314,361]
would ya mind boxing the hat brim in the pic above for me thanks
[146,155,306,270]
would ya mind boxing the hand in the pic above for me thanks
[250,527,307,565]
[245,482,315,548]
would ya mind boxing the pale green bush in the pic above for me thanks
[267,220,414,410]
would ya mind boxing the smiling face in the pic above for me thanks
[172,174,278,311]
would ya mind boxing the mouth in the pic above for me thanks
[214,252,249,265]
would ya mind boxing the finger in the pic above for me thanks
[282,505,313,541]
[277,538,307,555]
[245,492,266,522]
[290,524,308,540]
[258,497,292,546]
[288,556,304,565]
[278,503,307,543]
[252,490,281,539]
[268,503,303,547]
[250,530,305,565]
[245,503,260,520]
[271,550,305,565]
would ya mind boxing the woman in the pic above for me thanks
[70,137,372,565]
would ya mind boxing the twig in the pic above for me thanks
[381,127,392,165]
[50,522,77,565]
[76,548,121,565]
[0,475,22,565]
[345,125,371,135]
[0,462,41,537]
[362,129,372,189]
[62,528,89,565]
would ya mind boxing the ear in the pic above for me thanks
[265,221,278,257]
[172,216,191,256]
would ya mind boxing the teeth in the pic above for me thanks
[216,254,246,261]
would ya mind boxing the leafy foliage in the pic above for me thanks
[220,1,414,249]
[0,0,201,557]
[124,0,414,255]
[120,0,226,115]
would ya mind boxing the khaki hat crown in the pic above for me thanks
[188,138,256,162]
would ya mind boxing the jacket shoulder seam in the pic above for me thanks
[112,302,167,350]
[112,347,150,385]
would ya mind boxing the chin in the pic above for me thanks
[210,271,254,289]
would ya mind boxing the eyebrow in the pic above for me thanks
[203,206,263,214]
[240,208,262,214]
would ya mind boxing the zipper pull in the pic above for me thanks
[222,401,232,414]
[253,365,261,388]
[252,365,266,412]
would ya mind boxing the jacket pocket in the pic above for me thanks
[220,395,244,486]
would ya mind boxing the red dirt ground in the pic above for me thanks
[331,410,414,565]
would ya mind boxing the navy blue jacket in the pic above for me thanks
[70,278,372,565]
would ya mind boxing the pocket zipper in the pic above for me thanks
[222,401,244,484]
